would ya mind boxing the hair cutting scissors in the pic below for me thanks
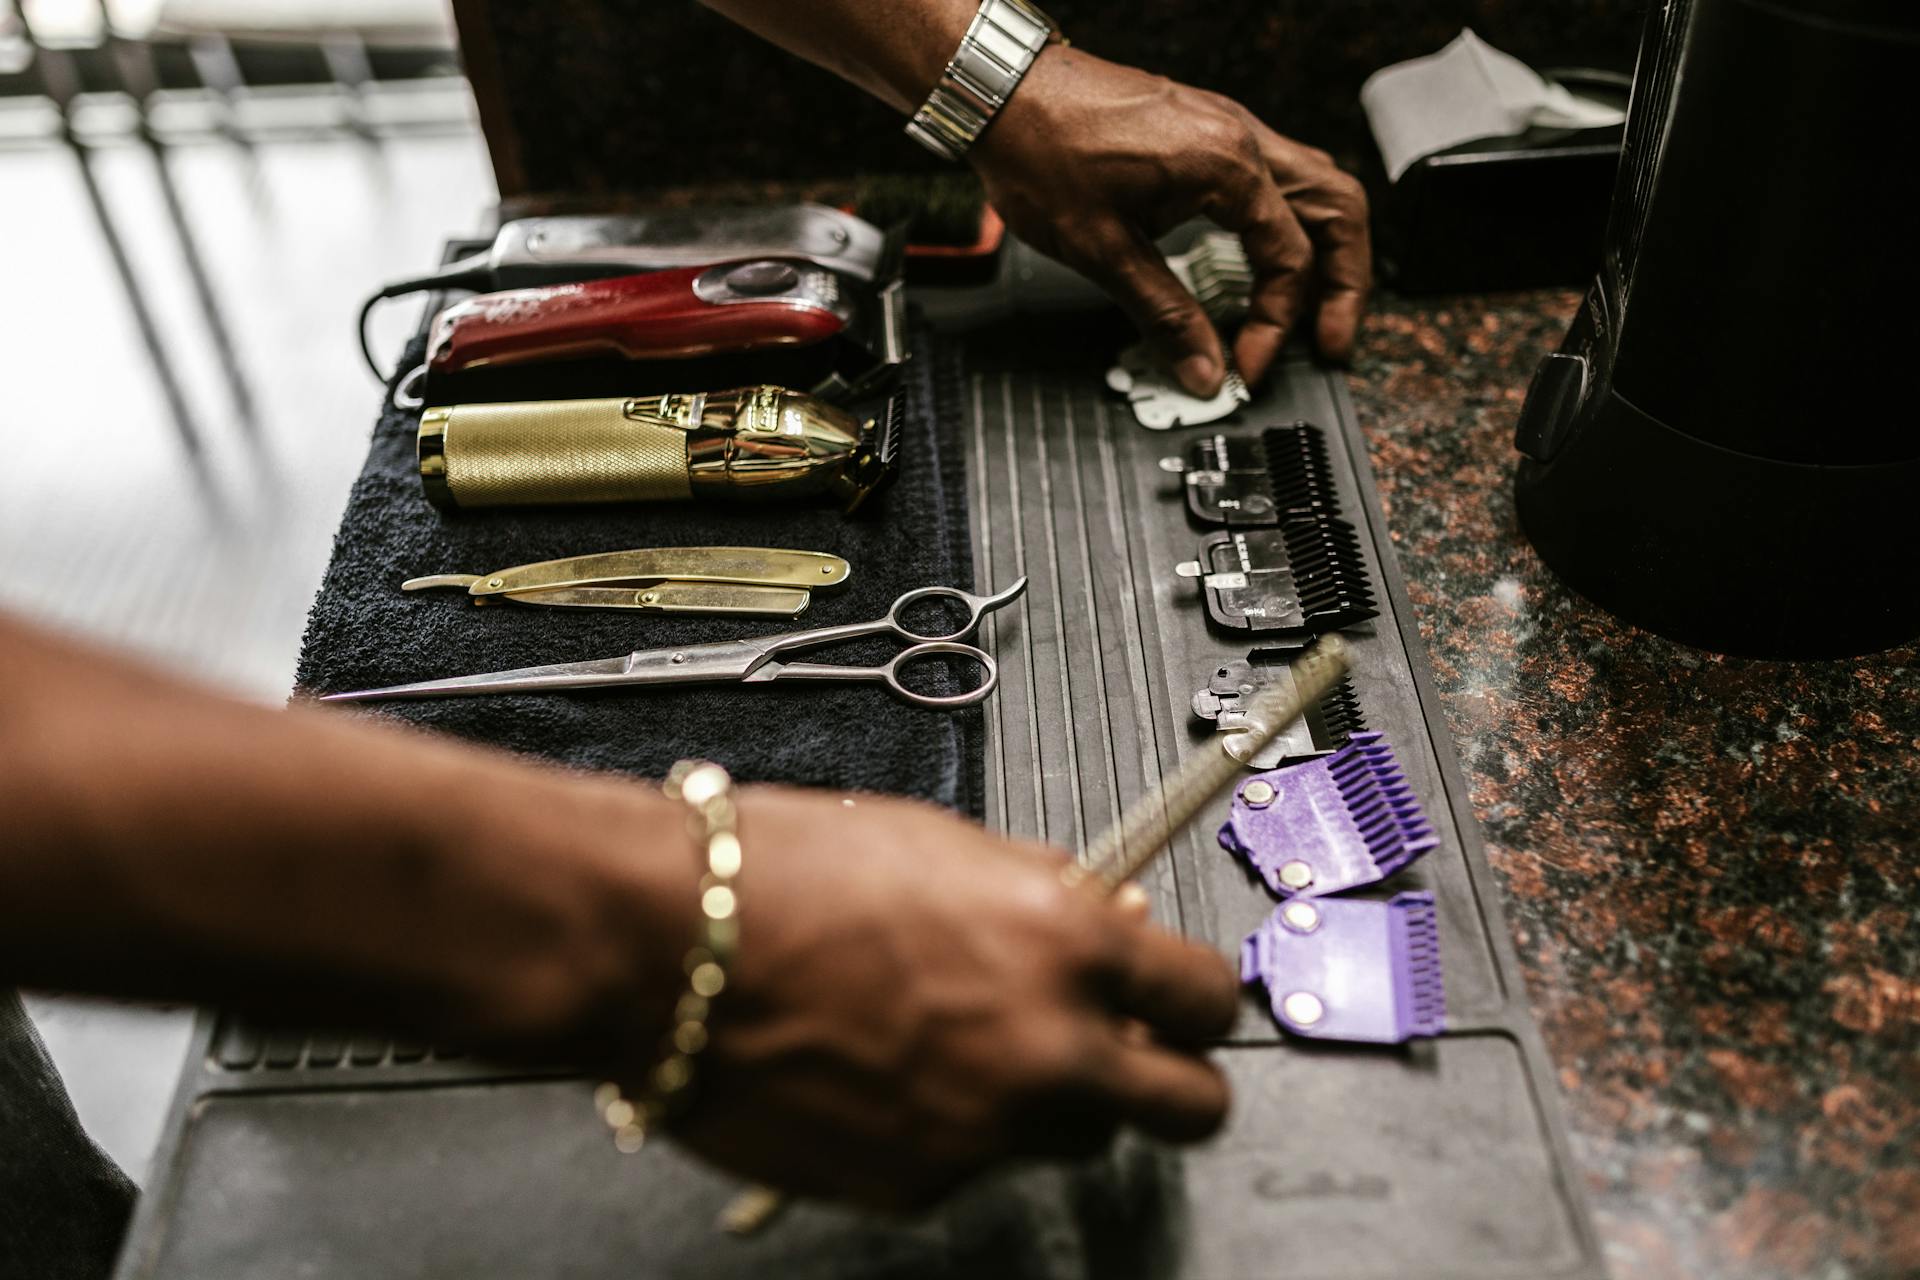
[319,579,1027,710]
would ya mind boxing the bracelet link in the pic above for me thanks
[597,759,741,1153]
[906,0,1056,162]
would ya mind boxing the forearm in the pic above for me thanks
[698,0,978,114]
[0,615,693,1059]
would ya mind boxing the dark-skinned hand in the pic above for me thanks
[971,44,1372,395]
[661,787,1240,1212]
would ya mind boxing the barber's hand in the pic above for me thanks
[971,45,1371,394]
[666,788,1239,1211]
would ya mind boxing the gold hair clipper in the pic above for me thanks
[417,386,900,514]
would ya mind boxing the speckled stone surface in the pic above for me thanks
[1347,291,1920,1280]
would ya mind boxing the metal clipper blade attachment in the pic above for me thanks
[1192,647,1367,768]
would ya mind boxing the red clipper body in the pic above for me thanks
[425,260,855,376]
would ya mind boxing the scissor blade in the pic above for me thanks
[318,654,636,703]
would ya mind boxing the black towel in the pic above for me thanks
[295,332,982,813]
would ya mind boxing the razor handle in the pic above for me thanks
[417,387,890,513]
[425,261,852,377]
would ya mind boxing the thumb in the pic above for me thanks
[1079,225,1224,397]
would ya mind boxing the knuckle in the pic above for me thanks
[1329,170,1370,217]
[1016,1019,1096,1086]
[1190,107,1253,164]
[1142,295,1206,342]
[1056,220,1131,276]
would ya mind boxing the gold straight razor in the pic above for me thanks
[401,547,850,617]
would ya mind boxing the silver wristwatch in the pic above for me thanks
[905,0,1056,162]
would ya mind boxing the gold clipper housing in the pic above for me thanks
[417,386,898,514]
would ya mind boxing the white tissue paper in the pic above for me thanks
[1361,29,1626,183]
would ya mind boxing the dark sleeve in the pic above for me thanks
[0,991,136,1280]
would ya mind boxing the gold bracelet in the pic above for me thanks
[595,759,740,1153]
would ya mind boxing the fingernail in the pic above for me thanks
[1175,354,1221,397]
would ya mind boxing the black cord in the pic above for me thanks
[354,252,495,381]
[356,288,395,380]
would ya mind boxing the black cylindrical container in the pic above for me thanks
[1512,0,1920,657]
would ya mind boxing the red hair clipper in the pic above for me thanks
[408,255,904,408]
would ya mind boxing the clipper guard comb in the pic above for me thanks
[1240,891,1446,1044]
[1219,731,1439,898]
[1168,422,1339,528]
[1176,518,1378,636]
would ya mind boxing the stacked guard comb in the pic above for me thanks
[1165,422,1338,528]
[1176,520,1378,636]
[1241,892,1446,1044]
[1192,647,1368,768]
[1219,731,1440,897]
[1223,731,1447,1045]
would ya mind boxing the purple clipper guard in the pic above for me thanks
[1217,730,1439,898]
[1240,891,1446,1044]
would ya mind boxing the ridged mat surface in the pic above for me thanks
[119,351,1604,1280]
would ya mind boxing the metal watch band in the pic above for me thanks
[905,0,1055,162]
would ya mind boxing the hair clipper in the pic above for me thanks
[411,257,905,407]
[359,205,892,378]
[418,386,903,515]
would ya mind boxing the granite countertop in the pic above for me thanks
[1347,292,1920,1280]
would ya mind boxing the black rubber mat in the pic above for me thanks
[958,331,1605,1278]
[117,288,1601,1280]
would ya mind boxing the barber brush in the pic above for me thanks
[851,171,1006,286]
[718,636,1354,1237]
[1063,634,1353,892]
[418,386,902,515]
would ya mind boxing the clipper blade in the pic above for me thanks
[1240,891,1446,1044]
[842,391,905,514]
[1192,647,1367,768]
[1219,730,1439,898]
[1169,230,1254,327]
[875,390,904,471]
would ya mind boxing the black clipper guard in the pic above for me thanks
[1165,422,1338,528]
[1176,520,1378,636]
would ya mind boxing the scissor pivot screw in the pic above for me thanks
[1242,780,1275,808]
[487,577,504,588]
[1278,859,1314,890]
